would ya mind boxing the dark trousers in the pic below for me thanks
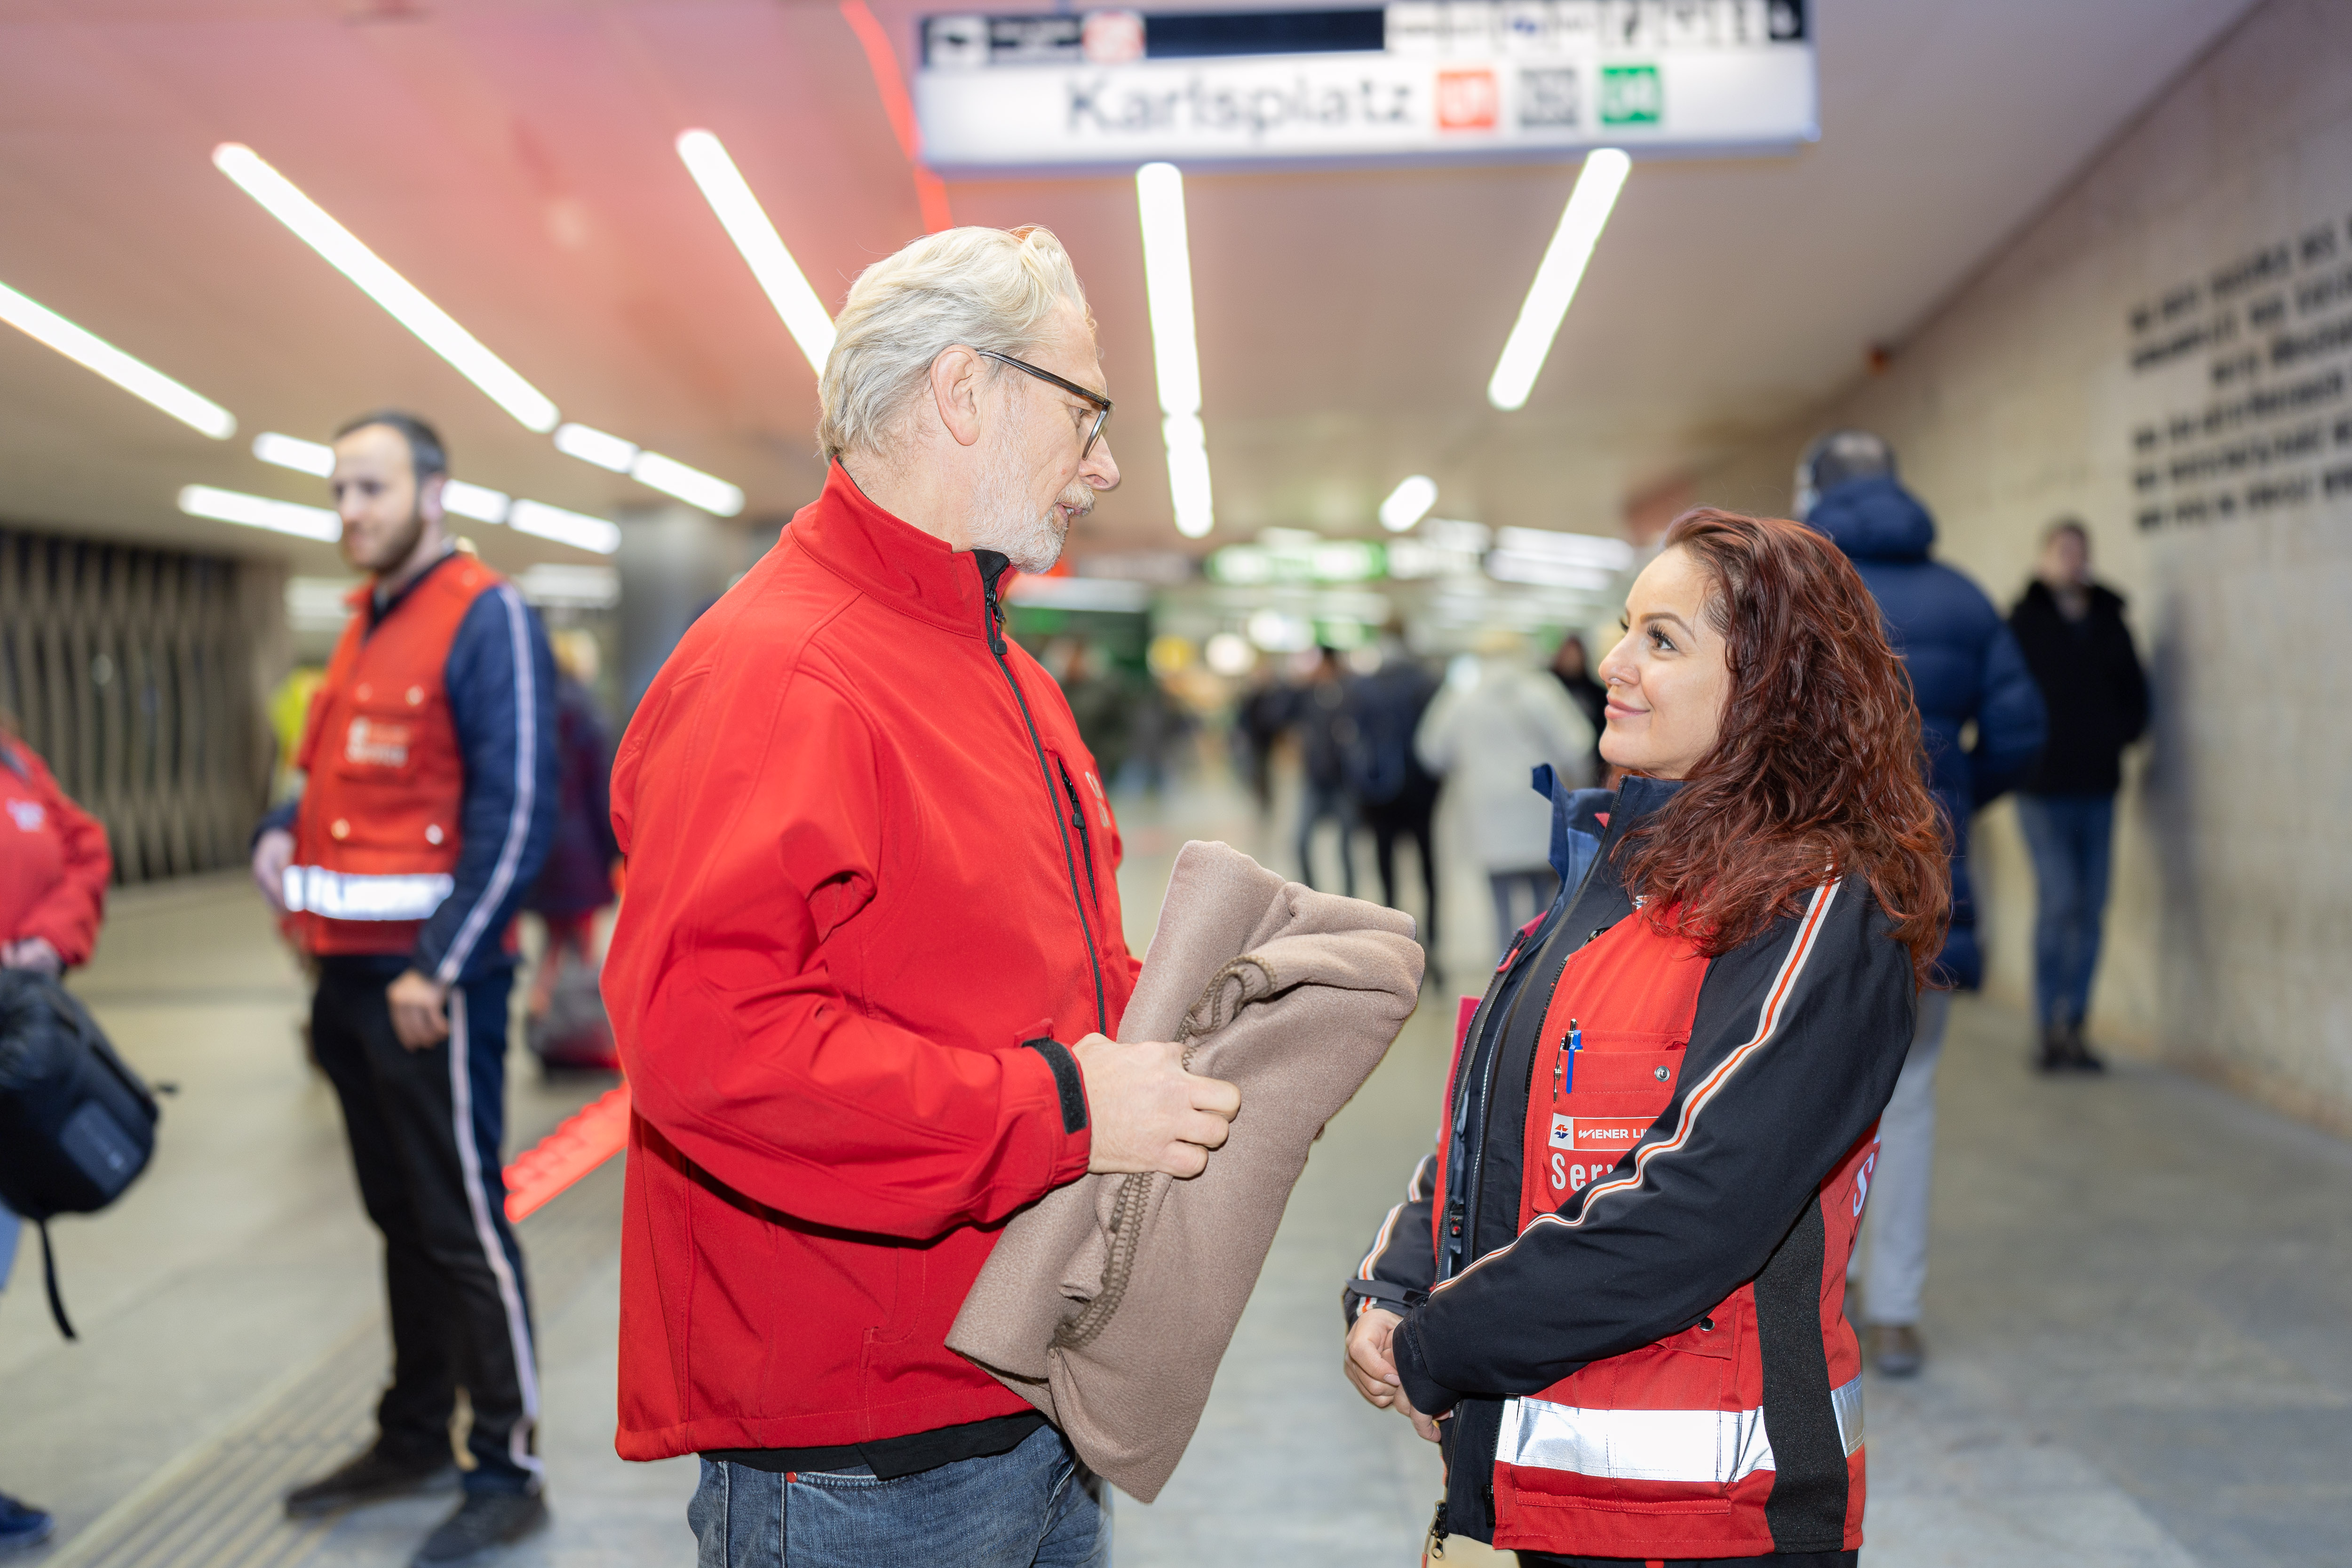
[1360,793,1439,952]
[1295,780,1357,897]
[2015,791,2116,1031]
[312,957,541,1493]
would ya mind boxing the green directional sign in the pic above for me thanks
[1599,64,1662,126]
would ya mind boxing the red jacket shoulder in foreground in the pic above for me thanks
[603,463,1141,1461]
[0,740,111,966]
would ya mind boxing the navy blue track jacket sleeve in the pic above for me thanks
[415,583,558,984]
[1391,881,1915,1416]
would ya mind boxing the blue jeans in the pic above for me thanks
[688,1425,1110,1568]
[2015,792,2116,1031]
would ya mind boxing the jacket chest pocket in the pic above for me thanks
[1523,1029,1684,1213]
[331,682,440,785]
[1043,746,1114,916]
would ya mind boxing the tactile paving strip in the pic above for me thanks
[45,1158,625,1568]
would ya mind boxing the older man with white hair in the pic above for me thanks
[601,226,1240,1565]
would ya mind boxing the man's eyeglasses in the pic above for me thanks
[977,349,1112,461]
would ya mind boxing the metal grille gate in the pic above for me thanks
[0,527,274,883]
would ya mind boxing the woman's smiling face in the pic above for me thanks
[1596,545,1733,781]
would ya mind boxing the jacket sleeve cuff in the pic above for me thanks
[1393,1313,1461,1418]
[1019,1037,1092,1185]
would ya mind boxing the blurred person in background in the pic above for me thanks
[1345,628,1444,986]
[1549,632,1608,782]
[2009,520,2147,1074]
[0,708,112,1555]
[1416,629,1595,957]
[249,411,558,1567]
[1232,665,1291,819]
[1057,639,1133,787]
[1800,429,2046,1378]
[1291,647,1359,896]
[523,629,621,1071]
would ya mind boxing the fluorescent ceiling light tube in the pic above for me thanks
[1379,475,1438,533]
[441,479,511,525]
[1484,550,1614,590]
[508,499,621,555]
[1137,162,1214,539]
[1162,413,1214,541]
[630,450,745,517]
[213,143,560,434]
[554,422,640,473]
[1493,525,1634,569]
[1487,148,1631,413]
[0,279,235,439]
[254,431,334,476]
[676,130,837,377]
[179,484,340,542]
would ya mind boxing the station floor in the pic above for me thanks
[2,772,2346,1567]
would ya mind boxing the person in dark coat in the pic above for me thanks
[1801,430,2047,1379]
[1290,648,1357,896]
[524,631,620,1057]
[1549,632,1608,781]
[1344,633,1443,986]
[2008,519,2147,1075]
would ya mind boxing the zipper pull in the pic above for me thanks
[1423,1499,1449,1562]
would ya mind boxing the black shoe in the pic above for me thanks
[0,1492,55,1556]
[284,1445,459,1518]
[2034,1023,2069,1073]
[412,1491,549,1567]
[2057,1023,2107,1073]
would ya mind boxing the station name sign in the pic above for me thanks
[916,1,1817,171]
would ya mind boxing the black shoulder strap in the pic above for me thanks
[38,1219,76,1340]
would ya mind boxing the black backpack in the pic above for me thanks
[0,968,159,1338]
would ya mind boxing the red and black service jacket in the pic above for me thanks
[1346,776,1916,1560]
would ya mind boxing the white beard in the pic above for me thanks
[968,422,1091,573]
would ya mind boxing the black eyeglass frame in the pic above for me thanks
[977,349,1112,461]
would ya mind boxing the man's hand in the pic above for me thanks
[252,828,295,915]
[388,969,451,1050]
[1072,1033,1240,1178]
[1346,1306,1444,1442]
[0,937,62,975]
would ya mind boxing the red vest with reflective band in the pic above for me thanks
[1439,913,1875,1560]
[288,555,501,956]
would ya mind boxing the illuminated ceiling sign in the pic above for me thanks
[917,1,1815,171]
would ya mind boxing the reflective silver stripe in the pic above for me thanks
[282,865,453,920]
[1497,1396,1776,1485]
[1831,1373,1864,1456]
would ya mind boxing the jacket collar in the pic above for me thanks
[792,461,995,640]
[351,545,461,633]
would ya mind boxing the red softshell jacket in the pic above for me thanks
[603,463,1141,1461]
[0,739,111,966]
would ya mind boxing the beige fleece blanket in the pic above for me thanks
[946,839,1423,1501]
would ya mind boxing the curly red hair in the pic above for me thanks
[1618,509,1950,986]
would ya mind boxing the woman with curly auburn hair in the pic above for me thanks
[1342,509,1946,1567]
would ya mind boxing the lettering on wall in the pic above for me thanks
[2128,215,2352,530]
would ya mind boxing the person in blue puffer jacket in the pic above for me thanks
[1798,430,2047,1379]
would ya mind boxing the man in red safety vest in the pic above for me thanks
[250,411,556,1568]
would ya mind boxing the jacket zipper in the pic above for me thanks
[979,560,1108,1036]
[1055,758,1102,911]
[1441,924,1535,1280]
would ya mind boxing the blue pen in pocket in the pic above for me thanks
[1550,1018,1581,1102]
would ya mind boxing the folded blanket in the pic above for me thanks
[947,839,1423,1501]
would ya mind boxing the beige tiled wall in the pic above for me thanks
[1685,0,2352,1132]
